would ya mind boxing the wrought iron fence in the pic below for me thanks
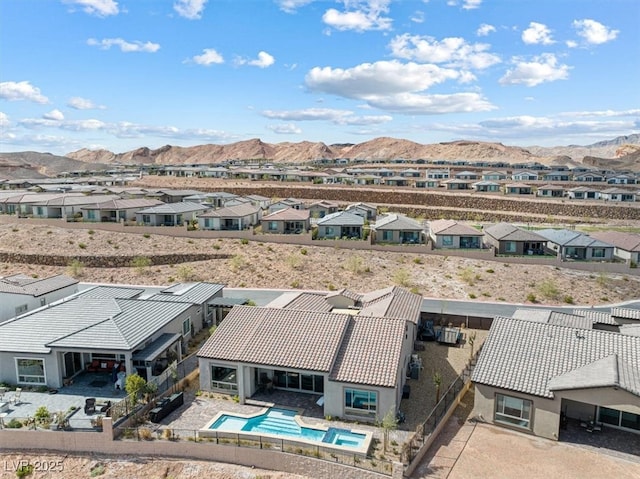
[113,425,394,476]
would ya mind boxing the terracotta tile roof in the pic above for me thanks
[262,207,310,221]
[589,231,640,252]
[199,203,261,218]
[360,286,422,324]
[428,219,483,236]
[329,315,404,388]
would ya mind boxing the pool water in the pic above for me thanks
[210,408,366,448]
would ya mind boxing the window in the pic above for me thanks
[442,235,454,247]
[15,304,28,316]
[325,226,334,236]
[505,241,516,253]
[204,218,211,228]
[211,366,237,392]
[592,248,605,258]
[40,298,46,307]
[182,317,191,336]
[16,358,46,384]
[273,369,324,393]
[268,221,278,231]
[87,210,96,220]
[382,230,393,241]
[345,388,377,416]
[599,407,640,431]
[142,215,151,224]
[495,394,532,429]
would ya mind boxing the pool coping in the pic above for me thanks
[199,406,373,456]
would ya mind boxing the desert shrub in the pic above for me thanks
[286,253,303,269]
[230,254,246,272]
[177,265,198,281]
[88,229,95,235]
[563,295,575,304]
[78,242,87,249]
[240,238,249,245]
[143,233,151,239]
[468,293,477,299]
[413,257,423,264]
[90,463,106,477]
[485,268,494,273]
[526,292,537,303]
[67,259,84,277]
[131,256,152,275]
[459,267,477,286]
[300,248,307,255]
[212,243,221,250]
[537,278,559,299]
[6,418,23,428]
[393,268,411,287]
[138,427,153,440]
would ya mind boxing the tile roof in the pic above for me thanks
[611,307,640,321]
[620,324,640,337]
[76,285,145,300]
[572,309,617,326]
[135,201,208,214]
[536,229,613,248]
[276,292,334,312]
[589,231,640,252]
[471,316,640,398]
[262,207,310,221]
[198,203,261,218]
[317,211,364,227]
[81,198,163,210]
[428,219,483,236]
[0,297,192,353]
[147,282,224,305]
[512,309,592,330]
[360,286,422,324]
[197,306,350,372]
[325,289,363,303]
[373,214,424,231]
[484,223,546,242]
[329,315,404,388]
[0,274,78,297]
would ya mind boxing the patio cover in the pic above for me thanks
[208,297,249,307]
[132,333,181,362]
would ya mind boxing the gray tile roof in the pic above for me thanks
[572,309,618,326]
[199,203,261,218]
[536,229,613,248]
[147,282,224,305]
[611,307,640,321]
[512,309,593,329]
[317,211,364,227]
[0,274,78,297]
[277,292,334,312]
[135,201,208,214]
[0,297,192,353]
[329,315,404,388]
[81,198,163,210]
[472,316,640,398]
[76,285,144,300]
[262,207,310,221]
[373,214,424,231]
[620,324,640,337]
[326,289,363,303]
[197,306,350,372]
[484,223,546,242]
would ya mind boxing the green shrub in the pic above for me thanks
[143,233,151,238]
[300,248,307,255]
[563,295,575,304]
[526,292,537,303]
[485,268,494,273]
[78,242,87,249]
[468,293,477,299]
[240,238,249,245]
[6,418,23,428]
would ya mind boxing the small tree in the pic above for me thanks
[381,406,399,453]
[433,371,443,404]
[125,374,147,406]
[468,331,477,359]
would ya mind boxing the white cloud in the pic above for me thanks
[63,0,119,17]
[276,0,315,13]
[572,19,619,45]
[237,51,275,68]
[499,54,570,87]
[87,38,160,53]
[389,34,500,70]
[366,92,495,114]
[173,0,207,20]
[322,0,392,32]
[476,23,496,36]
[566,40,578,48]
[306,61,460,98]
[411,11,425,24]
[43,109,65,121]
[262,108,392,125]
[521,22,554,45]
[560,109,640,118]
[19,117,106,131]
[188,48,224,66]
[68,97,106,110]
[447,0,482,9]
[0,81,49,103]
[266,123,302,134]
[0,112,9,127]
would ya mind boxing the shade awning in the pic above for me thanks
[132,333,181,362]
[208,297,249,307]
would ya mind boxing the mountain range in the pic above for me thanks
[1,134,638,180]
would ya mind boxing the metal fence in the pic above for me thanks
[114,425,394,476]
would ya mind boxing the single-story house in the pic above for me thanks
[573,172,605,182]
[371,214,425,244]
[484,223,546,255]
[454,171,480,180]
[504,183,533,195]
[472,181,501,193]
[384,176,410,187]
[427,169,450,180]
[183,192,238,208]
[315,211,365,240]
[244,194,271,210]
[308,200,339,219]
[536,185,565,198]
[536,229,614,261]
[599,188,636,202]
[428,219,483,249]
[443,179,472,190]
[472,316,640,440]
[542,171,571,182]
[198,286,422,422]
[567,186,599,200]
[145,189,204,203]
[606,174,637,185]
[135,202,208,226]
[589,231,640,264]
[400,168,422,178]
[268,198,306,214]
[0,273,79,322]
[511,171,539,181]
[482,171,508,181]
[0,294,199,388]
[354,174,382,185]
[198,203,262,230]
[261,207,310,234]
[81,199,163,222]
[415,179,440,189]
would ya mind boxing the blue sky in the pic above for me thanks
[1,0,638,155]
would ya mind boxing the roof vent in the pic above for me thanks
[575,330,585,339]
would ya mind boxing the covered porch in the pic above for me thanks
[131,333,182,382]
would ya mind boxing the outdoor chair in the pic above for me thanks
[9,388,21,405]
[84,397,96,414]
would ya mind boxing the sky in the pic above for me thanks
[0,0,638,155]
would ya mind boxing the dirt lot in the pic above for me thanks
[1,221,639,306]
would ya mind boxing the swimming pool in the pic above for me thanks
[201,407,371,453]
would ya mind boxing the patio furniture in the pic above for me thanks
[84,398,96,414]
[0,402,8,413]
[9,388,21,406]
[0,386,6,400]
[149,392,184,423]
